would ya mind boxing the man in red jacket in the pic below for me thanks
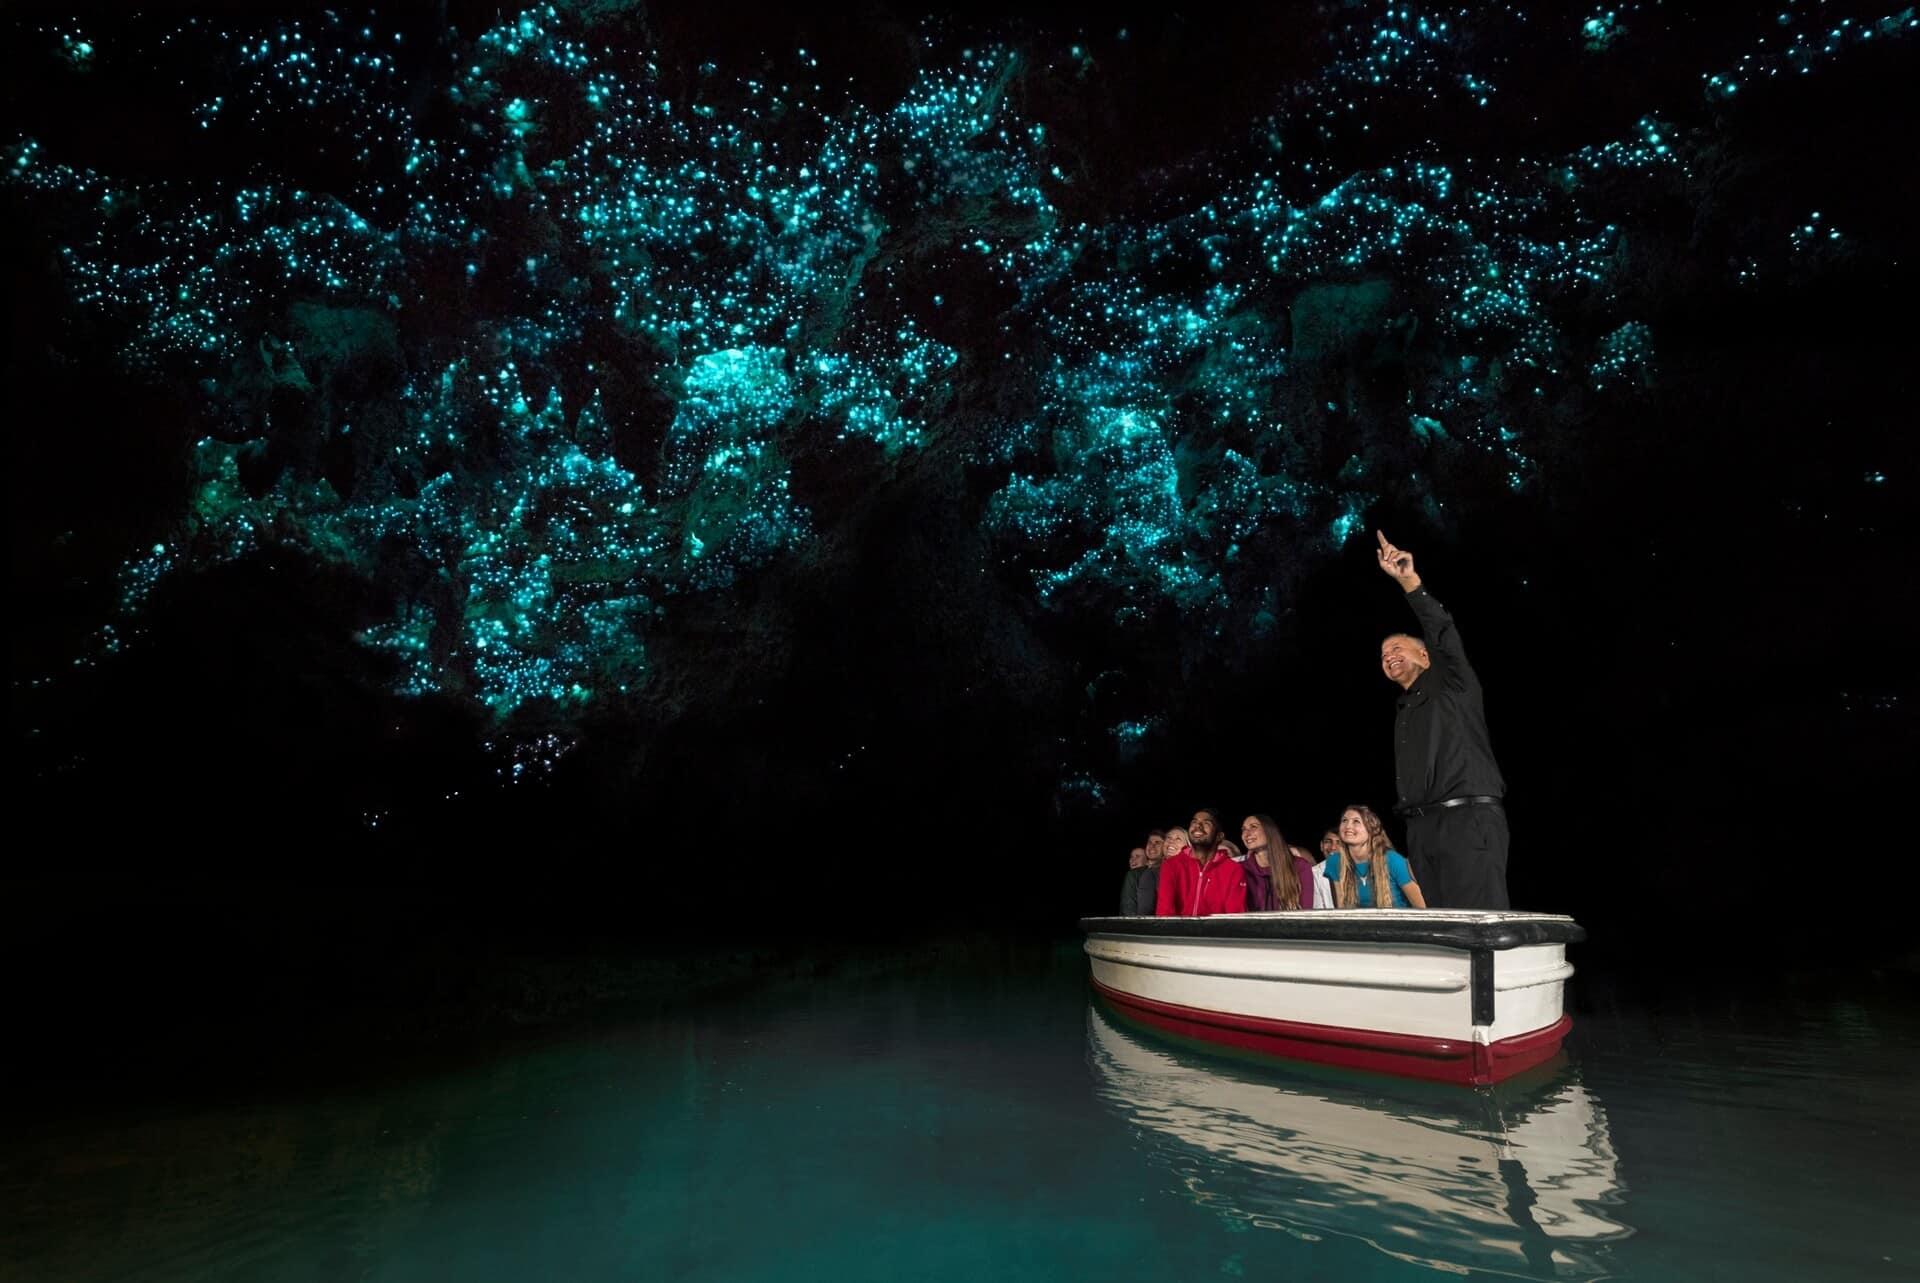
[1155,808,1249,916]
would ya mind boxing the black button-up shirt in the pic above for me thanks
[1393,585,1506,811]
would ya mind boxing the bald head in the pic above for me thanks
[1380,633,1430,690]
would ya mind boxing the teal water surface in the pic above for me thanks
[3,942,1914,1282]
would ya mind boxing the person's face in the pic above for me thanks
[1145,834,1165,862]
[1380,635,1430,687]
[1188,812,1217,846]
[1320,831,1339,855]
[1129,848,1146,869]
[1239,817,1264,851]
[1338,809,1369,847]
[1164,828,1190,855]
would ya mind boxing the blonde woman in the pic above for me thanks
[1325,805,1427,909]
[1149,826,1192,915]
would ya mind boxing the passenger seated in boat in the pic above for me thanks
[1240,815,1315,910]
[1130,831,1166,916]
[1119,847,1148,914]
[1152,827,1189,916]
[1325,805,1429,908]
[1311,831,1338,907]
[1160,827,1190,865]
[1290,843,1333,910]
[1155,811,1248,916]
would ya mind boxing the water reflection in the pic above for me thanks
[1087,1002,1631,1280]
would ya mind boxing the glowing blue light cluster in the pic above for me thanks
[1590,321,1654,390]
[1269,4,1494,147]
[7,1,1909,740]
[1789,208,1844,253]
[10,9,1055,721]
[1583,11,1624,52]
[1703,3,1916,97]
[982,111,1661,612]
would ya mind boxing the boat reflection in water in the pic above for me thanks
[1088,1002,1631,1280]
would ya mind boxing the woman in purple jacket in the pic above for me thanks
[1240,814,1315,910]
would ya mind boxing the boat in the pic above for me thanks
[1086,1004,1630,1279]
[1080,909,1584,1086]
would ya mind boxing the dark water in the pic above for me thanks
[3,942,1915,1282]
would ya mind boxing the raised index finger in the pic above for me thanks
[1375,529,1391,550]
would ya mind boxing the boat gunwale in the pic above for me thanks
[1079,910,1586,951]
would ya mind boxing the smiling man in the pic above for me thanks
[1375,531,1510,909]
[1154,808,1249,917]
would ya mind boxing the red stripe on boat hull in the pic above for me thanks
[1091,977,1572,1086]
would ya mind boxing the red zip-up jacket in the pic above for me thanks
[1154,846,1248,917]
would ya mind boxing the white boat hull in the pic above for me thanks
[1081,910,1583,1085]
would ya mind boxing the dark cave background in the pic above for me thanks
[4,1,1915,1081]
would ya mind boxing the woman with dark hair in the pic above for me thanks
[1325,805,1428,909]
[1239,815,1316,910]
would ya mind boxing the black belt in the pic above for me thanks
[1397,795,1502,818]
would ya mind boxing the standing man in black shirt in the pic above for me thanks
[1374,530,1510,909]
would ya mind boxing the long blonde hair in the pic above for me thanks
[1334,805,1397,909]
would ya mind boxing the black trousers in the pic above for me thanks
[1406,803,1510,909]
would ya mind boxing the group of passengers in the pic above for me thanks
[1118,805,1426,916]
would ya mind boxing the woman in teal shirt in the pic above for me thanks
[1325,805,1428,908]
